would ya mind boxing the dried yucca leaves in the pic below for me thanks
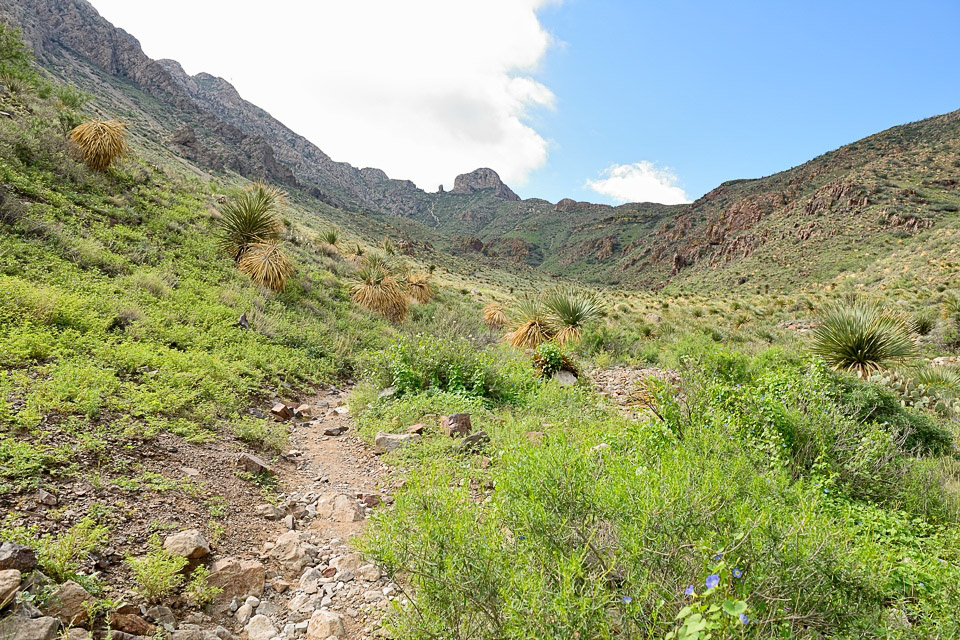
[69,119,128,171]
[238,242,293,292]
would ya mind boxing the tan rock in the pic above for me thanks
[0,616,59,640]
[42,580,96,628]
[306,610,345,639]
[163,529,210,559]
[373,432,419,454]
[207,557,265,601]
[108,612,156,636]
[0,568,20,608]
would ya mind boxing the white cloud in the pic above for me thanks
[585,162,690,205]
[88,0,558,191]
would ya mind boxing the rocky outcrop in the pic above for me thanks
[451,168,520,201]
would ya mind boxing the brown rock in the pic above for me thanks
[207,557,265,601]
[442,413,472,437]
[525,431,545,445]
[108,612,156,636]
[294,404,312,418]
[43,580,96,627]
[0,543,37,572]
[236,453,272,475]
[322,426,348,436]
[360,494,381,508]
[406,423,426,435]
[270,403,293,420]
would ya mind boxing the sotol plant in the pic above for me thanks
[69,120,128,171]
[216,183,284,262]
[238,242,293,292]
[543,287,603,345]
[406,272,433,303]
[811,300,917,376]
[483,303,508,329]
[351,263,408,322]
[509,297,555,349]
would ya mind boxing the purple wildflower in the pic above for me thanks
[706,574,720,590]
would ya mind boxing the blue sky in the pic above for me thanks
[523,0,960,203]
[90,0,960,206]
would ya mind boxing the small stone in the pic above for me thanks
[360,494,381,508]
[36,489,58,506]
[378,386,397,400]
[441,413,472,437]
[294,403,313,418]
[373,432,419,455]
[234,603,254,626]
[108,611,156,636]
[255,503,283,520]
[316,495,364,522]
[299,567,322,594]
[163,529,210,559]
[364,589,384,602]
[271,403,294,420]
[244,614,277,640]
[236,453,272,475]
[255,601,277,617]
[323,426,348,436]
[357,564,381,582]
[329,553,363,574]
[406,423,426,435]
[272,579,290,593]
[0,543,38,572]
[283,514,295,530]
[146,605,177,629]
[457,431,490,452]
[306,610,345,639]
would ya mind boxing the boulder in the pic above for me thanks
[553,370,577,386]
[0,616,59,640]
[0,568,20,609]
[42,581,96,628]
[163,529,210,559]
[236,453,272,475]
[207,557,265,601]
[442,413,472,437]
[0,543,37,572]
[373,432,419,454]
[244,615,276,640]
[316,495,364,522]
[305,610,345,639]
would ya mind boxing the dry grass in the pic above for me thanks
[68,120,128,171]
[351,264,408,322]
[238,242,293,291]
[509,298,555,349]
[407,272,433,303]
[483,303,508,329]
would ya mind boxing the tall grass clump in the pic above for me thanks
[238,242,293,291]
[543,287,603,344]
[811,300,917,376]
[351,263,408,322]
[406,272,433,303]
[215,183,284,262]
[68,119,128,171]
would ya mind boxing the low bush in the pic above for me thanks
[126,535,188,602]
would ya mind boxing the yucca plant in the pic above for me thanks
[509,298,555,349]
[348,244,365,262]
[238,242,293,291]
[406,272,433,303]
[482,303,508,329]
[215,183,284,262]
[381,237,396,255]
[811,300,917,376]
[543,287,603,344]
[351,264,408,322]
[320,229,339,246]
[68,119,128,171]
[913,364,960,395]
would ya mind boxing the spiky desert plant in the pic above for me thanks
[913,364,960,395]
[351,264,408,322]
[381,237,396,255]
[509,297,555,349]
[238,242,293,291]
[543,287,603,344]
[811,300,917,376]
[406,272,433,303]
[363,252,390,271]
[216,183,284,262]
[68,119,128,171]
[483,303,508,329]
[348,244,365,262]
[320,229,339,247]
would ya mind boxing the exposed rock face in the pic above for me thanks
[0,616,59,640]
[451,168,520,201]
[207,557,265,601]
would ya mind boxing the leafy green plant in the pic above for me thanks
[126,535,188,602]
[665,561,750,640]
[532,342,576,378]
[215,183,284,262]
[811,300,917,376]
[184,565,222,608]
[1,517,108,583]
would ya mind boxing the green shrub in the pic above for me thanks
[2,517,109,582]
[126,535,188,602]
[184,565,222,608]
[811,300,917,376]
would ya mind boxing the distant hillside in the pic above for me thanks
[2,0,958,291]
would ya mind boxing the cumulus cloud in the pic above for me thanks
[585,162,690,205]
[89,0,557,191]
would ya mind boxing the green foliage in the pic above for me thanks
[0,23,30,74]
[542,286,603,344]
[665,561,750,640]
[811,300,917,376]
[531,341,575,378]
[126,535,188,602]
[184,565,222,608]
[2,517,109,583]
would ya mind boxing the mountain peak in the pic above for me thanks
[451,168,520,201]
